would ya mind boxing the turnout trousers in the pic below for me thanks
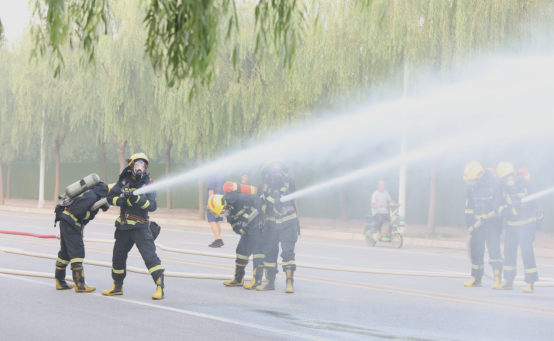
[235,226,264,275]
[469,219,503,279]
[111,227,164,283]
[57,220,85,269]
[262,218,299,277]
[503,223,539,283]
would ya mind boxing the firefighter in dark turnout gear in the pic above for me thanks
[101,153,165,300]
[207,191,265,289]
[55,182,110,292]
[495,162,539,293]
[463,162,503,288]
[258,160,299,293]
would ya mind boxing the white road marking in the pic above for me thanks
[0,273,331,341]
[295,253,337,260]
[23,225,47,229]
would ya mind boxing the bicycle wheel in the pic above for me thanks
[392,233,403,249]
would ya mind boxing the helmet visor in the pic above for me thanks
[133,160,147,177]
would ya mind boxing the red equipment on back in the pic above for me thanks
[223,182,258,194]
[517,169,531,182]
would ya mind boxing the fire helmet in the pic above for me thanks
[463,161,485,180]
[496,162,516,179]
[207,195,225,217]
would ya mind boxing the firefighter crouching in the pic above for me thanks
[463,162,503,289]
[54,182,110,292]
[207,188,265,289]
[258,160,299,293]
[495,162,539,293]
[101,153,164,300]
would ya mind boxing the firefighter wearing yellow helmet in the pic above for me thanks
[462,161,504,289]
[257,159,299,293]
[207,191,265,289]
[102,152,165,300]
[495,162,539,293]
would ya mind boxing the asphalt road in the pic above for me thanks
[1,211,553,341]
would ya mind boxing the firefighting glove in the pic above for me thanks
[100,204,110,212]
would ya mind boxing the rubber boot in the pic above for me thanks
[244,265,263,290]
[55,266,74,290]
[498,279,514,290]
[257,267,276,291]
[523,282,534,293]
[223,265,245,287]
[101,281,123,296]
[72,266,96,293]
[285,268,294,294]
[464,276,482,287]
[152,274,165,300]
[491,268,503,290]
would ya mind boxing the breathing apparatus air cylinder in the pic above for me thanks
[223,181,258,194]
[60,173,101,200]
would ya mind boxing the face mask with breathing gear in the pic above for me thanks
[132,160,147,179]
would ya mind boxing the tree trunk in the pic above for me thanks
[427,160,437,236]
[198,137,205,220]
[398,61,409,217]
[0,161,4,205]
[100,140,108,183]
[118,139,128,173]
[54,139,61,202]
[166,139,173,209]
[6,160,12,199]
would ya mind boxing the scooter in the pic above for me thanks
[363,203,405,249]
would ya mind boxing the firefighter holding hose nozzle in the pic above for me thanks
[54,177,110,292]
[102,153,165,300]
[495,162,539,293]
[258,159,299,293]
[463,162,503,289]
[207,185,265,289]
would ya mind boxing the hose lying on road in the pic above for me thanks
[2,230,553,282]
[0,247,249,281]
[0,230,57,239]
[0,268,73,282]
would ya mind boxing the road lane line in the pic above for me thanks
[0,273,330,341]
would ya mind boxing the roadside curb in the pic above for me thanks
[1,205,553,258]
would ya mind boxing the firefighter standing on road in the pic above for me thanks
[258,160,299,293]
[207,187,265,289]
[54,182,110,292]
[495,162,539,293]
[463,162,504,288]
[101,153,165,300]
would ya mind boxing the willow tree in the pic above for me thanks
[0,46,17,204]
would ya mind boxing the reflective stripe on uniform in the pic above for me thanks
[506,217,537,226]
[511,207,518,216]
[148,265,164,273]
[465,209,474,214]
[474,214,487,219]
[266,196,275,203]
[504,266,516,271]
[112,197,119,206]
[84,211,90,220]
[112,268,125,274]
[116,217,139,225]
[489,259,503,263]
[282,260,296,266]
[62,210,82,227]
[525,268,537,273]
[472,264,483,270]
[498,206,505,215]
[263,262,276,267]
[141,200,150,209]
[282,213,297,222]
[253,254,265,259]
[135,195,141,203]
[468,226,474,234]
[70,258,84,264]
[57,257,69,265]
[237,254,249,260]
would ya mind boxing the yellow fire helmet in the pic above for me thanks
[497,162,516,179]
[207,194,225,217]
[463,161,485,180]
[127,152,150,168]
[108,183,117,193]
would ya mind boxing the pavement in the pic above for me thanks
[1,210,554,340]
